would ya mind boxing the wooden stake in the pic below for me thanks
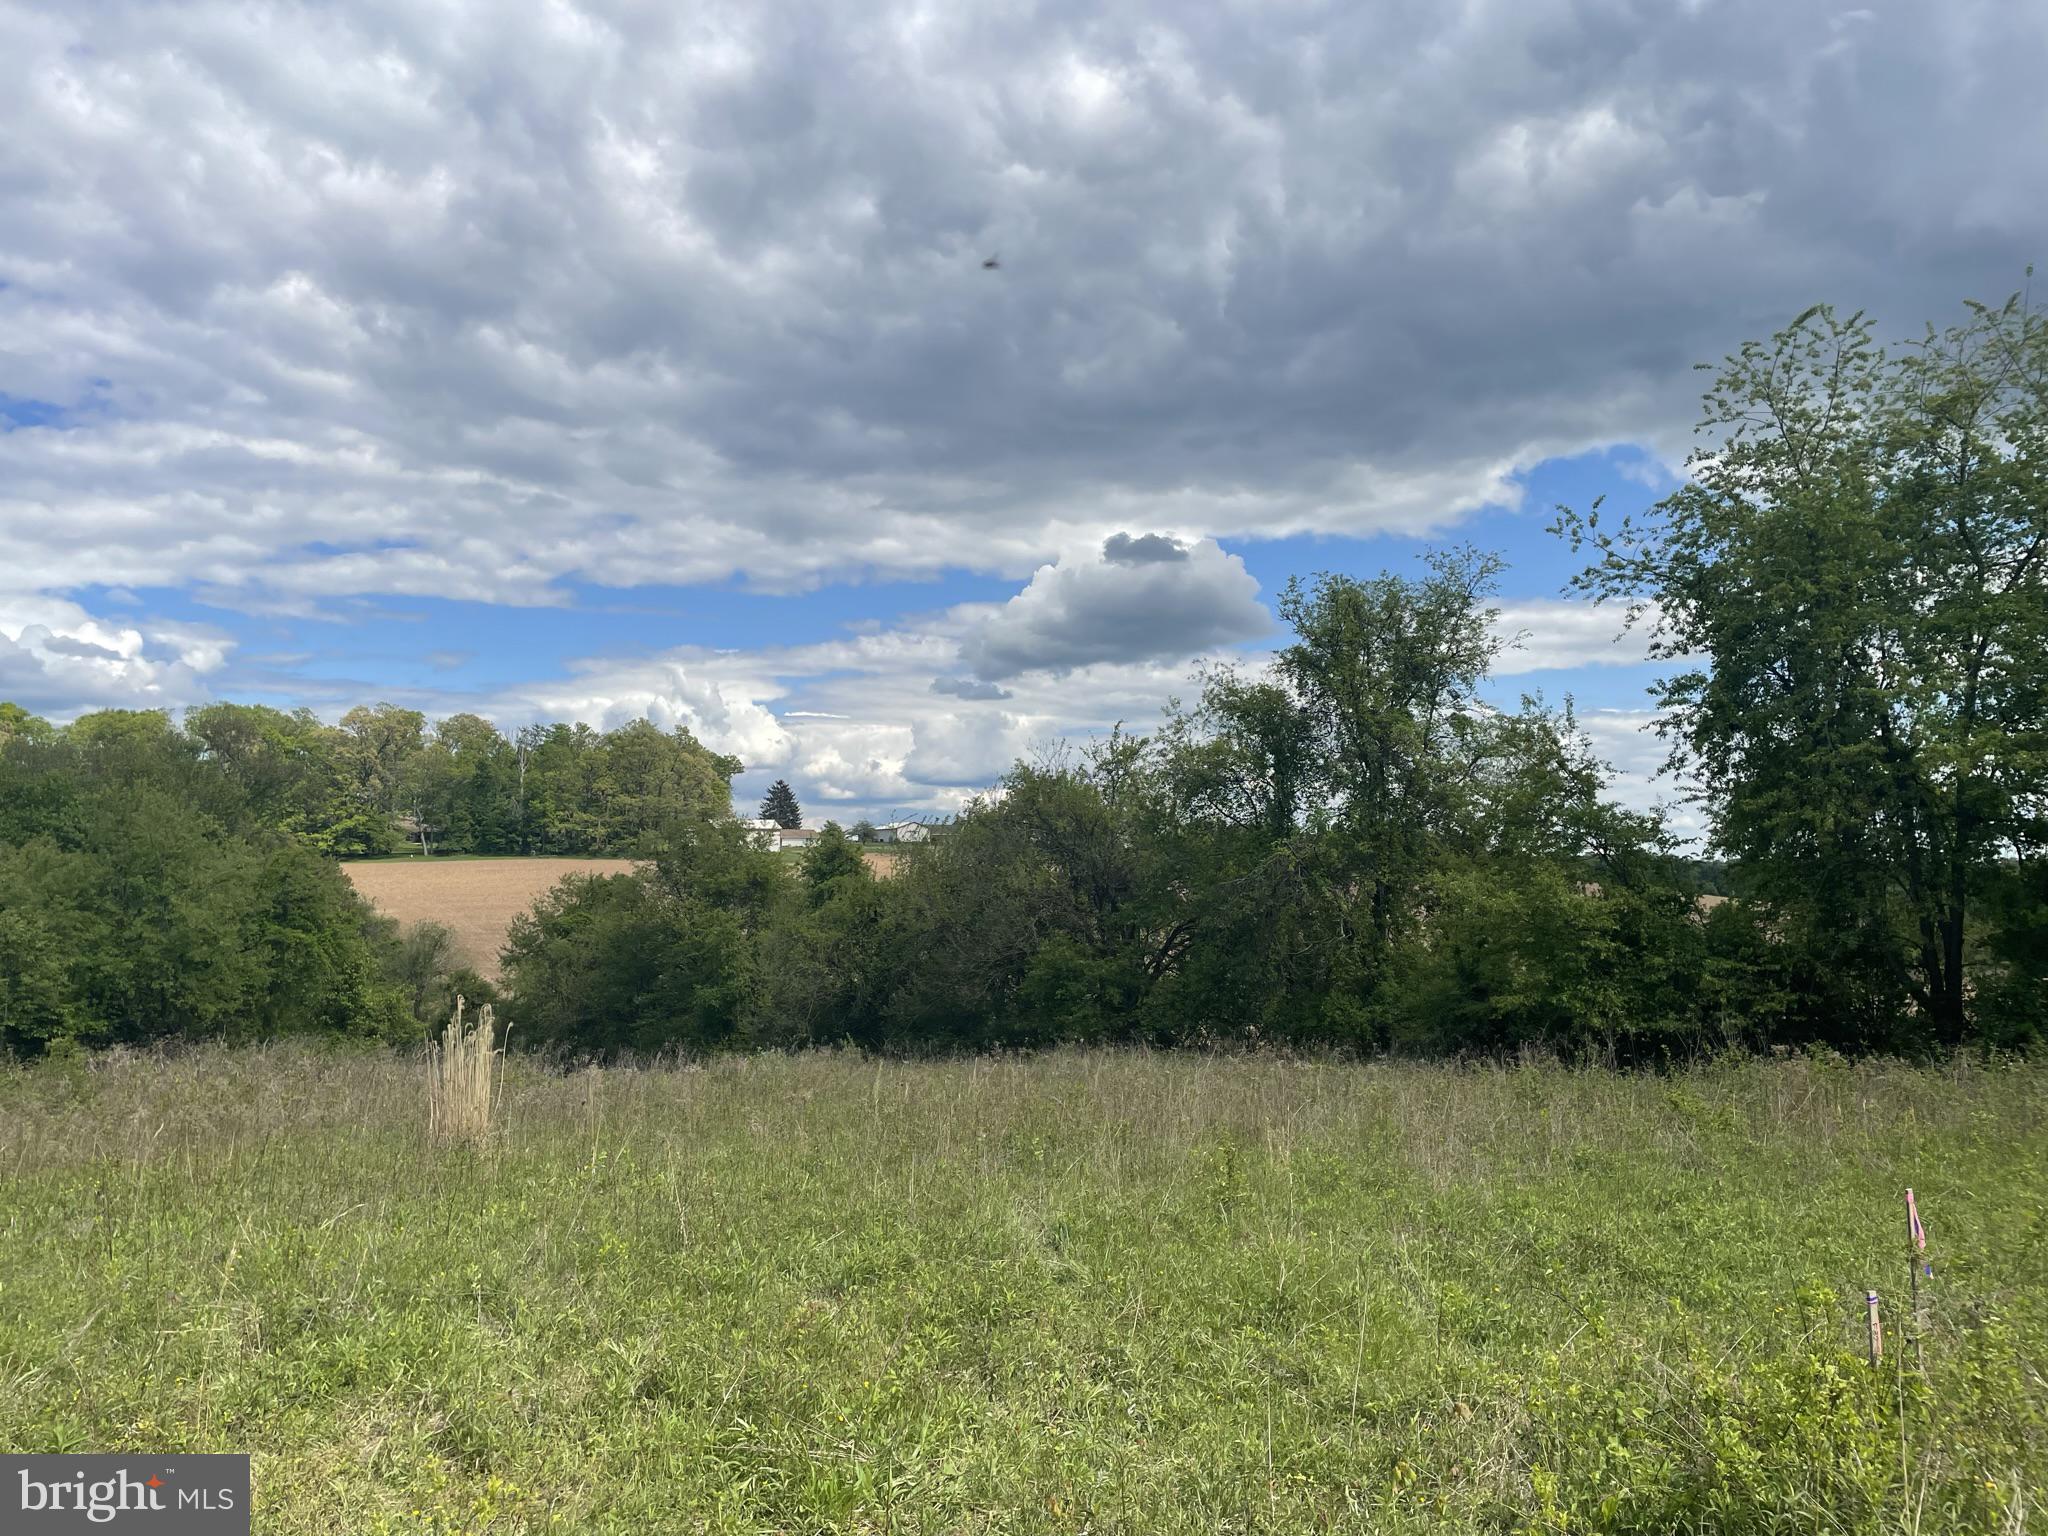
[1906,1188,1928,1374]
[1866,1290,1883,1365]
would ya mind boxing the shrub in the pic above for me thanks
[0,724,415,1055]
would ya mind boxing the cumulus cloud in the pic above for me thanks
[0,0,2038,614]
[40,634,125,662]
[778,717,917,806]
[0,593,231,717]
[1103,533,1190,566]
[962,535,1269,679]
[494,658,796,769]
[904,710,1050,787]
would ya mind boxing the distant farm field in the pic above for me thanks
[345,850,906,978]
[344,857,638,978]
[3,1049,2043,1532]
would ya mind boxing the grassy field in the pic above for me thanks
[2,1049,2043,1533]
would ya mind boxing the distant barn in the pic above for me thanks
[741,817,817,852]
[867,815,954,845]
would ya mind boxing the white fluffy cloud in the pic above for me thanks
[904,709,1052,788]
[0,593,231,716]
[1491,600,1660,675]
[961,534,1269,679]
[477,657,795,768]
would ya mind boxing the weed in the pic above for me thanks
[426,997,505,1146]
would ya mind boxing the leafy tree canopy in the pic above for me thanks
[1557,291,2048,1045]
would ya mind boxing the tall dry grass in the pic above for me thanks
[425,994,505,1144]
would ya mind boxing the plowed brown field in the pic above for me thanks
[343,858,637,979]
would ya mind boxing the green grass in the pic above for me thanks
[2,1049,2043,1533]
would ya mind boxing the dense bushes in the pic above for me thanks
[477,584,1828,1061]
[0,697,751,1055]
[503,821,784,1055]
[0,711,427,1054]
[497,538,2042,1061]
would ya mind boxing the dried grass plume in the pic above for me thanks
[427,994,506,1145]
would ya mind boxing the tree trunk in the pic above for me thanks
[1934,787,1976,1043]
[1935,927,1966,1040]
[1935,877,1968,1043]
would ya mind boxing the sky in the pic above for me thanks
[1,0,2043,829]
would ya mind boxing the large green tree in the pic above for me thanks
[0,703,55,744]
[1134,548,1524,1040]
[1559,294,2048,1043]
[520,723,605,853]
[187,702,394,857]
[428,712,521,853]
[597,720,741,850]
[336,703,426,848]
[1272,548,1507,973]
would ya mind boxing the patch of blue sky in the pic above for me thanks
[1,377,119,431]
[0,394,73,430]
[93,570,1026,704]
[1221,445,1676,607]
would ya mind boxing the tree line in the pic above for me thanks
[1,292,2042,1060]
[37,703,739,860]
[0,703,740,1055]
[504,294,2047,1061]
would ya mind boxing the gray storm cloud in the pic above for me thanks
[0,0,2042,824]
[0,0,2041,614]
[1103,533,1190,566]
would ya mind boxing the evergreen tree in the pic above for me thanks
[760,779,802,828]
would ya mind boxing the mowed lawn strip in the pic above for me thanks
[2,1050,2042,1533]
